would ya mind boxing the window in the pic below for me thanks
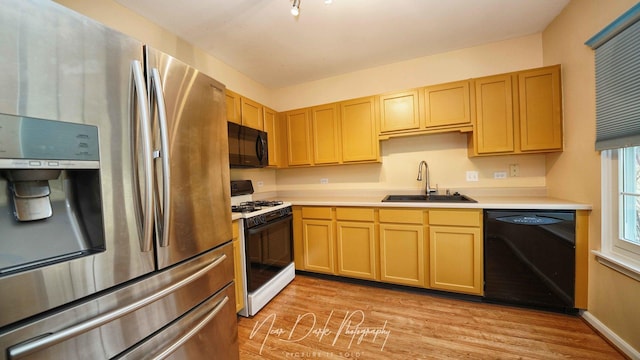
[617,147,640,255]
[588,3,640,278]
[601,148,640,277]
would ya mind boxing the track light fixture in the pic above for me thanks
[290,0,332,17]
[291,0,300,16]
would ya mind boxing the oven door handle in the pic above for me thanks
[246,214,292,235]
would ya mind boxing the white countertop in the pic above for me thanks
[235,188,592,212]
[232,213,243,221]
[277,195,591,210]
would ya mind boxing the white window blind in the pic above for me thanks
[586,4,640,151]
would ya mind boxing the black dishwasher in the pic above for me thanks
[484,210,576,312]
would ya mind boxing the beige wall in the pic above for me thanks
[543,0,640,352]
[276,133,546,195]
[274,36,547,195]
[273,34,543,111]
[54,0,273,106]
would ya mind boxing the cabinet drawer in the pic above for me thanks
[336,207,375,222]
[302,206,333,219]
[428,209,481,227]
[379,209,424,224]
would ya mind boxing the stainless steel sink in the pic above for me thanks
[382,194,477,203]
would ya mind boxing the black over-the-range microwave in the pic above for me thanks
[228,122,269,168]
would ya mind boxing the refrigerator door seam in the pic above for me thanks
[150,67,172,249]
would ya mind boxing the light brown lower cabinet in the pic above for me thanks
[429,225,483,295]
[296,206,483,296]
[302,219,335,274]
[428,209,483,295]
[232,220,245,312]
[379,223,425,287]
[336,221,377,280]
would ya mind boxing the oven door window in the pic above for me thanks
[245,215,292,292]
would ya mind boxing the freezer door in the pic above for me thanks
[0,0,155,328]
[145,47,233,269]
[0,244,236,360]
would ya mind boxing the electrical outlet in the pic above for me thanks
[256,181,264,187]
[320,178,329,184]
[494,171,507,179]
[466,171,479,182]
[509,164,519,177]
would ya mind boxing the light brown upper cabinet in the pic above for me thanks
[422,80,472,129]
[378,81,472,140]
[472,74,515,154]
[225,90,266,132]
[311,103,341,165]
[285,108,313,166]
[240,97,263,131]
[281,99,379,168]
[225,89,241,125]
[469,65,563,156]
[518,66,563,152]
[340,97,380,163]
[379,90,420,133]
[263,106,279,167]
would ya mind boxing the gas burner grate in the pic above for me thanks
[231,200,284,213]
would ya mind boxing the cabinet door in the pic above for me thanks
[379,90,420,133]
[285,109,313,166]
[225,89,241,124]
[311,103,341,164]
[379,224,425,287]
[429,226,482,295]
[232,221,244,312]
[263,106,279,167]
[518,66,563,152]
[302,219,334,274]
[336,221,377,280]
[240,97,263,130]
[423,80,471,128]
[340,97,379,162]
[474,74,514,154]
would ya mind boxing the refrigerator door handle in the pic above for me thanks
[150,67,172,248]
[6,253,228,359]
[131,60,154,253]
[150,296,230,360]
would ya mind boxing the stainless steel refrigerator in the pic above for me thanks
[0,0,238,359]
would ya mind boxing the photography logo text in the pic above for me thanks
[249,309,391,356]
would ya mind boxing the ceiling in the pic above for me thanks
[114,0,569,88]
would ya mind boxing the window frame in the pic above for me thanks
[599,149,640,279]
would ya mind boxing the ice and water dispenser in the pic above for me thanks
[0,114,105,275]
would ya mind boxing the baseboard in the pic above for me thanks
[581,310,640,359]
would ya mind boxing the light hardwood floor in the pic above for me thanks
[237,275,624,359]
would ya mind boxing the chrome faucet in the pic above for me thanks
[417,160,437,195]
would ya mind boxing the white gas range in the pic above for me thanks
[231,180,295,317]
